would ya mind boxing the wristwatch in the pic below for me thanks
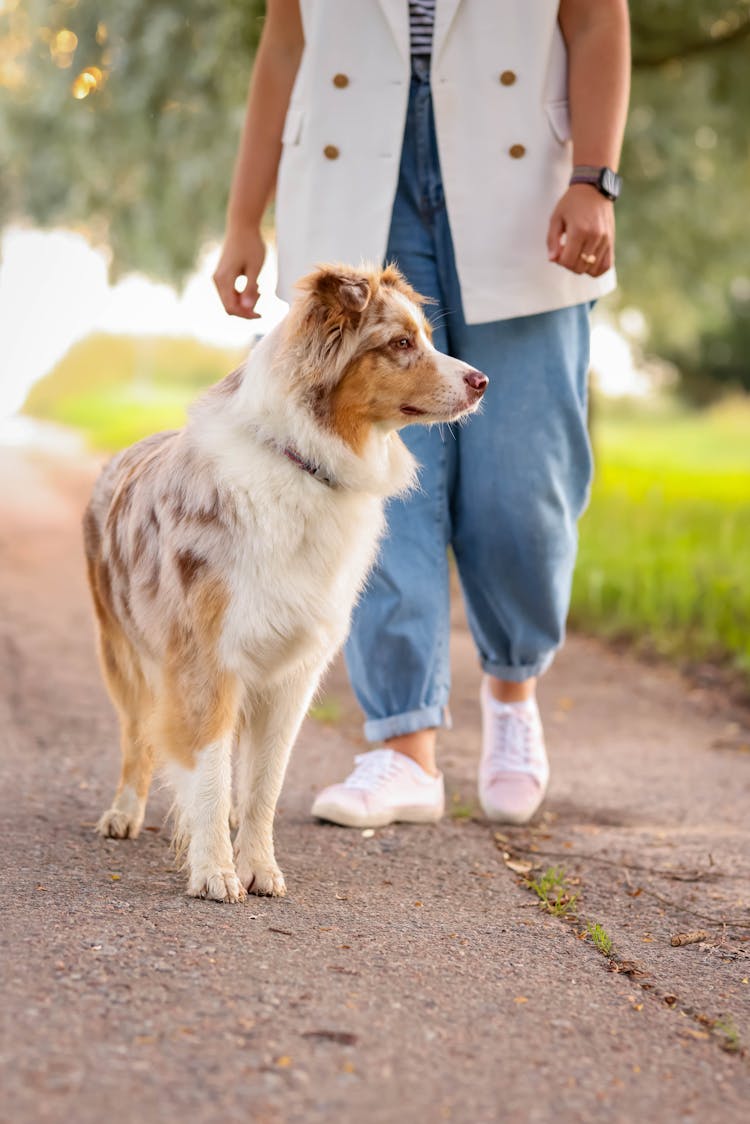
[569,165,622,202]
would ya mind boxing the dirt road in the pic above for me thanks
[1,438,749,1124]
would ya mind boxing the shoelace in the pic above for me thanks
[343,750,400,791]
[487,703,542,777]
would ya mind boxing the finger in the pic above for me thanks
[584,236,611,277]
[586,238,608,278]
[547,211,565,261]
[595,245,614,277]
[574,235,604,275]
[232,271,262,317]
[232,302,262,321]
[231,296,262,320]
[214,271,261,320]
[230,278,259,316]
[580,234,607,274]
[219,289,260,320]
[558,229,588,273]
[238,284,260,313]
[213,269,238,314]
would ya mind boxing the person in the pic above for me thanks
[214,0,631,827]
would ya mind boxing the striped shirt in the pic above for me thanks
[409,0,435,56]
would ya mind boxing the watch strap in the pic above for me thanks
[569,173,600,186]
[569,165,621,201]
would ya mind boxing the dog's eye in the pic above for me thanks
[392,336,412,350]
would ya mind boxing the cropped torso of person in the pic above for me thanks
[275,0,616,322]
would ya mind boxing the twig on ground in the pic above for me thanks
[671,930,709,946]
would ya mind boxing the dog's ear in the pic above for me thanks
[290,266,376,379]
[298,265,374,319]
[318,270,372,315]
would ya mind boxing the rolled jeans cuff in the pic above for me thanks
[364,703,451,744]
[480,651,556,683]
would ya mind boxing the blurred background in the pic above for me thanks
[1,0,748,691]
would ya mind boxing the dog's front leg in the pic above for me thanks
[167,732,245,904]
[234,673,318,897]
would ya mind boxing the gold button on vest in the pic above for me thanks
[509,144,526,159]
[324,144,340,160]
[332,73,349,88]
[499,70,516,86]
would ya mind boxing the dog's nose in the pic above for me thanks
[464,369,488,394]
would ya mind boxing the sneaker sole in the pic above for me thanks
[478,790,547,826]
[479,805,539,826]
[311,801,444,829]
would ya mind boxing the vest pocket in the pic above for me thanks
[544,100,571,144]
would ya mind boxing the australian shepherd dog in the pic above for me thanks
[83,263,487,902]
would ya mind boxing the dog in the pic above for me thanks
[83,263,487,902]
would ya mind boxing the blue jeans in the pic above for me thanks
[344,58,593,743]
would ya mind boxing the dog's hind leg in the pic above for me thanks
[96,629,155,840]
[97,712,155,840]
[234,671,319,897]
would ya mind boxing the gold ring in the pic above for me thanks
[580,252,597,265]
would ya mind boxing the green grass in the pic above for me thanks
[23,333,243,451]
[49,383,195,450]
[572,397,750,682]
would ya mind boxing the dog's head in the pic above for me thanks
[284,263,488,452]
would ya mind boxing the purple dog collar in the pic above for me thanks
[282,445,335,488]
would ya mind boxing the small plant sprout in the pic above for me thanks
[525,866,579,918]
[586,921,614,957]
[714,1015,743,1055]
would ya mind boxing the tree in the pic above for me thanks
[617,1,750,392]
[1,1,265,278]
[2,1,749,392]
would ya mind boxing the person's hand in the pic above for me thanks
[213,225,266,318]
[546,185,614,276]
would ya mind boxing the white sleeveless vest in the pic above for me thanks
[275,0,616,323]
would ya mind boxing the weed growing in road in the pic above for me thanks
[585,920,614,956]
[714,1015,743,1054]
[525,867,579,918]
[449,793,476,821]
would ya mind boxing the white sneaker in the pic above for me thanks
[478,680,549,824]
[311,748,445,828]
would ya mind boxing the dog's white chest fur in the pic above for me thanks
[221,479,385,685]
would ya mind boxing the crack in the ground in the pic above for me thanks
[498,833,750,1063]
[499,839,750,929]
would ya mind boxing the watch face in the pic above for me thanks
[600,167,622,200]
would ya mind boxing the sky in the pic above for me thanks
[0,225,649,423]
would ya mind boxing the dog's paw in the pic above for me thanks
[96,808,141,840]
[187,868,247,904]
[236,857,287,897]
